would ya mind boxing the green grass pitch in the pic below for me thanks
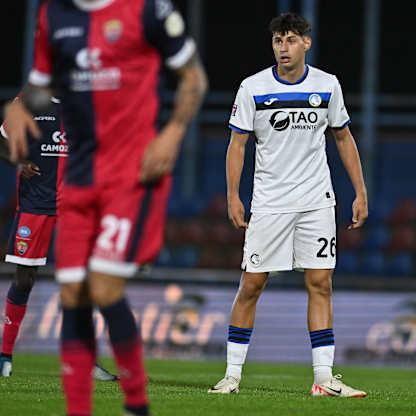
[1,354,415,415]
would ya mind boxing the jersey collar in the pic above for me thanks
[272,64,309,85]
[73,0,115,11]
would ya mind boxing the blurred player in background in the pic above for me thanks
[0,98,117,381]
[208,13,368,397]
[4,0,207,415]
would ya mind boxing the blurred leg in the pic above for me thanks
[305,268,334,384]
[226,271,268,380]
[90,272,148,415]
[1,265,36,359]
[60,281,95,416]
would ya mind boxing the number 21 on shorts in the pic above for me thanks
[97,215,132,254]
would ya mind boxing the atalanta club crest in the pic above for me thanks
[308,93,322,108]
[16,241,28,255]
[249,253,261,266]
[104,20,123,43]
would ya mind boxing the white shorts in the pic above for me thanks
[242,207,336,273]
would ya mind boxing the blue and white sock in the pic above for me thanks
[309,328,335,384]
[225,325,253,380]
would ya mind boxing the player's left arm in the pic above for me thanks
[140,0,208,183]
[170,52,208,128]
[332,126,368,229]
[140,52,208,183]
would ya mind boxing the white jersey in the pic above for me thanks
[229,65,350,213]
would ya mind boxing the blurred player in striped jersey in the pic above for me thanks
[4,0,207,415]
[0,97,117,381]
[208,13,368,398]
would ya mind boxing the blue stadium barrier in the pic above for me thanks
[361,251,386,275]
[337,251,360,274]
[386,253,414,277]
[362,226,390,251]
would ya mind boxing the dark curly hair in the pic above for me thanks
[269,12,311,37]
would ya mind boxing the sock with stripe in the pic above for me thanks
[61,306,96,416]
[225,325,253,380]
[309,328,335,384]
[1,282,31,357]
[99,298,148,415]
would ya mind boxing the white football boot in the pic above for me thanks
[0,356,12,377]
[208,375,240,394]
[311,374,367,398]
[93,363,118,381]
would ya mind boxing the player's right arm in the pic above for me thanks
[226,131,249,229]
[226,81,255,229]
[3,98,41,163]
[4,2,51,163]
[0,122,41,176]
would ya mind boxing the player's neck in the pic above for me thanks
[276,63,307,84]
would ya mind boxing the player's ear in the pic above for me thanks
[303,35,312,52]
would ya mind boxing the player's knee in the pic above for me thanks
[306,274,332,297]
[90,282,123,307]
[237,282,264,304]
[61,282,90,307]
[89,272,125,307]
[15,265,36,292]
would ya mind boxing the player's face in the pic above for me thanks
[272,31,311,70]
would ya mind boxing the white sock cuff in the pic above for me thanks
[227,341,249,365]
[312,345,335,367]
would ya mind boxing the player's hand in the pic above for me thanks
[348,193,368,229]
[20,161,41,179]
[140,123,185,183]
[228,195,248,229]
[4,99,40,163]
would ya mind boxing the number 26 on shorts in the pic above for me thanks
[316,237,336,258]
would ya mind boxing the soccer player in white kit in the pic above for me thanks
[208,13,368,397]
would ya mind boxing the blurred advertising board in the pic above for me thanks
[1,280,415,364]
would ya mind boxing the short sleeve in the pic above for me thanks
[143,0,196,70]
[228,83,255,134]
[28,2,53,87]
[328,77,350,129]
[0,124,8,139]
